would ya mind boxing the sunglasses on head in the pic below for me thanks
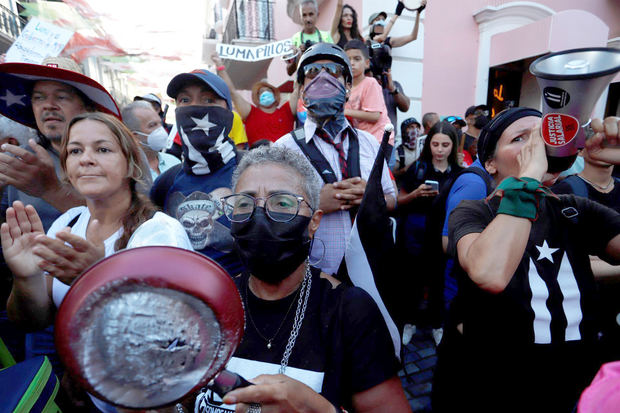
[303,62,345,80]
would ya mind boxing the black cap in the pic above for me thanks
[477,107,542,165]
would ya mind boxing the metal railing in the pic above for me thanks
[0,4,25,40]
[224,0,274,43]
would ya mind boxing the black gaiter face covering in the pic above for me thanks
[303,70,347,138]
[176,105,236,175]
[231,208,311,284]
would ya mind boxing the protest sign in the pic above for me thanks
[6,18,74,64]
[216,39,292,62]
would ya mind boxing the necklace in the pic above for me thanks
[243,261,312,374]
[245,276,301,350]
[279,262,311,374]
[577,174,614,192]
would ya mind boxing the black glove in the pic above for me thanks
[395,1,405,16]
[418,2,426,12]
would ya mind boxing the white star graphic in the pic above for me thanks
[536,240,559,263]
[190,113,217,134]
[0,90,26,107]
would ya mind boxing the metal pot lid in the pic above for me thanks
[55,246,244,409]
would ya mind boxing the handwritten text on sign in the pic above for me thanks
[217,39,292,62]
[5,18,74,64]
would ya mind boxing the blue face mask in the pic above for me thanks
[259,91,276,107]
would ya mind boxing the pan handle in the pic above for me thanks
[207,369,254,398]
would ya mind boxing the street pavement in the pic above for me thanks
[398,326,437,412]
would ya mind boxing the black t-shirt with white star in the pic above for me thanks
[443,194,620,411]
[448,194,620,346]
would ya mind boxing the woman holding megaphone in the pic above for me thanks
[432,109,620,413]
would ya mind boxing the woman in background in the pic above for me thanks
[331,0,364,49]
[396,120,462,346]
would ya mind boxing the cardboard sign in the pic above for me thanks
[5,18,74,64]
[216,39,293,62]
[542,113,579,147]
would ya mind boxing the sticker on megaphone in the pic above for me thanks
[542,113,579,147]
[542,87,571,109]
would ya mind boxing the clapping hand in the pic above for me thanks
[32,220,105,285]
[1,201,46,279]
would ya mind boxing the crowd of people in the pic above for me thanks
[0,0,620,412]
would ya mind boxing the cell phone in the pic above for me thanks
[425,180,439,191]
[207,369,253,398]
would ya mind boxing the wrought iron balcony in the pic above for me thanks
[224,0,274,44]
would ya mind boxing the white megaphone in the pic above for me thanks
[530,47,620,173]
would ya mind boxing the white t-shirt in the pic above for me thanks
[48,206,192,413]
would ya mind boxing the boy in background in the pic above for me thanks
[344,40,392,148]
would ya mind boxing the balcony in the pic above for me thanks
[0,4,26,52]
[218,0,275,90]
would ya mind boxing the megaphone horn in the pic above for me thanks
[529,47,620,173]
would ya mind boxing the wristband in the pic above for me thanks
[496,177,547,220]
[216,65,226,71]
[395,1,405,15]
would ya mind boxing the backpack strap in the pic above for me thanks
[290,127,361,184]
[397,145,405,169]
[415,161,427,182]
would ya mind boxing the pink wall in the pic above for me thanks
[422,0,620,118]
[489,10,609,67]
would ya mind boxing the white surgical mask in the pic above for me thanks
[135,126,168,151]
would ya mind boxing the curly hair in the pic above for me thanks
[60,112,157,251]
[232,145,321,210]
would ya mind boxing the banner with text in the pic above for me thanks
[216,39,292,62]
[6,18,74,64]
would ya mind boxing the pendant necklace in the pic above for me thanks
[244,261,312,375]
[245,273,302,350]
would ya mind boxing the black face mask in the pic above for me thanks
[231,208,312,284]
[474,114,490,129]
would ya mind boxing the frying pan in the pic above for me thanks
[400,0,426,11]
[55,246,245,409]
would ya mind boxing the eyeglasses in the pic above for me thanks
[303,62,345,80]
[220,192,314,223]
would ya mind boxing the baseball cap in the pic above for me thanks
[134,93,162,107]
[445,115,466,127]
[167,69,232,109]
[368,11,387,25]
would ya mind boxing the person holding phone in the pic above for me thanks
[395,120,462,345]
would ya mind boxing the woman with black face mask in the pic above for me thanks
[193,145,410,413]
